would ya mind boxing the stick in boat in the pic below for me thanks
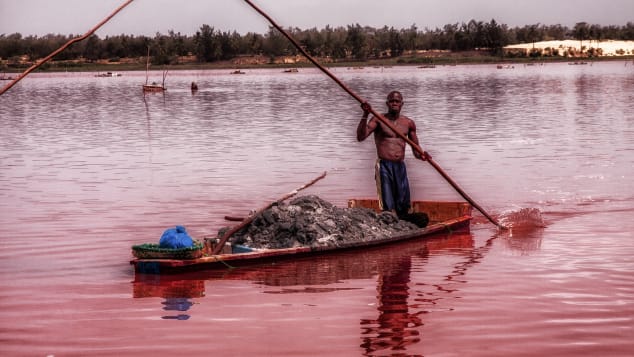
[0,0,134,96]
[224,215,245,222]
[211,171,327,255]
[145,46,151,86]
[242,0,507,230]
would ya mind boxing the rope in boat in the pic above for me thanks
[211,255,236,270]
[0,0,134,96]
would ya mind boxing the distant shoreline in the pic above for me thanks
[3,56,633,74]
[3,40,634,74]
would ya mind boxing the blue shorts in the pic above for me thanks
[375,159,411,217]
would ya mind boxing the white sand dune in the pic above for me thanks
[505,40,634,56]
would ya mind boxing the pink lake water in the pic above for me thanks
[1,62,633,356]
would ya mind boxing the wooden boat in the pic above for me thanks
[95,71,121,77]
[131,199,472,274]
[142,83,166,92]
[132,230,475,298]
[142,46,166,93]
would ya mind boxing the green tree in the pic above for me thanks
[0,33,23,59]
[526,23,541,49]
[194,24,221,62]
[219,31,241,60]
[388,27,404,57]
[262,26,287,57]
[83,35,101,62]
[346,24,367,60]
[241,32,264,55]
[543,24,566,40]
[440,24,458,50]
[321,25,347,60]
[589,24,604,44]
[485,19,507,55]
[103,35,125,59]
[573,22,590,48]
[402,24,418,52]
[623,22,634,40]
[468,19,486,48]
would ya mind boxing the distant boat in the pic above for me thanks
[143,82,166,93]
[283,68,299,73]
[143,46,166,93]
[231,70,246,74]
[0,73,14,81]
[568,61,588,65]
[418,64,436,69]
[95,72,121,77]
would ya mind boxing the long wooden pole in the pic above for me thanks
[145,46,150,86]
[243,0,507,230]
[212,171,327,255]
[0,0,134,96]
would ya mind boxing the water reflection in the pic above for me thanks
[161,298,195,320]
[133,274,204,320]
[360,253,422,354]
[359,232,513,355]
[503,229,544,254]
[131,232,500,354]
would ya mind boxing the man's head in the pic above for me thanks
[386,91,403,115]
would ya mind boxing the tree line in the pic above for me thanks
[1,20,633,67]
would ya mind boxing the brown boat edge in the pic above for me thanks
[130,199,473,274]
[142,84,166,93]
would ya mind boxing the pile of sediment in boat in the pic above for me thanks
[219,195,421,249]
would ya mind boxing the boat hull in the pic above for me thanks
[131,200,472,274]
[142,85,166,92]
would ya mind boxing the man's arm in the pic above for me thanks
[408,120,427,161]
[356,102,376,141]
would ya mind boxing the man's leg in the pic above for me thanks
[393,162,411,217]
[375,160,397,212]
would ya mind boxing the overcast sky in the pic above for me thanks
[1,0,633,38]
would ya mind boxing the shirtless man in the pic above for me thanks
[356,91,426,218]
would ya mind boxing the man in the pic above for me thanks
[356,90,427,220]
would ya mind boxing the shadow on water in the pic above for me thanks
[131,229,525,355]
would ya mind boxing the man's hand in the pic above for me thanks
[360,101,372,117]
[415,150,431,161]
